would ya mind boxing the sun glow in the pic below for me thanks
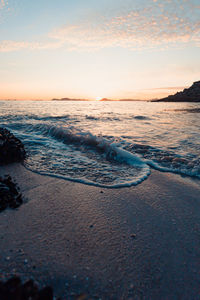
[96,96,103,101]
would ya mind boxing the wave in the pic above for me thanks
[126,144,200,179]
[85,115,120,121]
[34,124,148,167]
[133,115,151,120]
[3,120,199,187]
[22,123,151,187]
[24,165,150,188]
[165,108,200,113]
[146,159,200,179]
[0,113,71,122]
[1,112,153,124]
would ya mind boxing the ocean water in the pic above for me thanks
[0,100,199,187]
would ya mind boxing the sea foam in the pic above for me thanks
[19,123,150,187]
[1,100,199,187]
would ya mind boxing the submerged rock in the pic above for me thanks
[0,175,23,211]
[0,127,26,165]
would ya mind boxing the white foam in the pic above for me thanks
[23,124,151,187]
[24,164,151,188]
[43,124,149,167]
[146,159,200,179]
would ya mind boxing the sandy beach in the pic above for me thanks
[0,163,199,299]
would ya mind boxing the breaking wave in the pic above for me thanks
[22,124,151,188]
[1,100,199,187]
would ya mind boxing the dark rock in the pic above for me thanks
[22,279,38,298]
[131,234,136,239]
[0,175,23,212]
[38,286,54,300]
[0,276,59,300]
[0,127,26,165]
[75,293,88,300]
[154,81,200,102]
[0,276,22,300]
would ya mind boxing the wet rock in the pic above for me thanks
[0,127,26,165]
[22,279,38,298]
[131,234,136,239]
[0,276,57,300]
[38,286,54,300]
[76,293,88,300]
[0,175,23,212]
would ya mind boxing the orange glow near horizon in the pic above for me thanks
[0,0,199,102]
[0,87,187,101]
[95,96,103,101]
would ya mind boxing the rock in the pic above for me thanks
[0,127,26,165]
[76,293,88,300]
[0,175,23,212]
[37,286,54,300]
[154,81,200,102]
[0,276,58,300]
[131,234,136,239]
[22,279,38,298]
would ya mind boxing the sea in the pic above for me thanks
[0,100,199,187]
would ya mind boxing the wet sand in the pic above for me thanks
[0,163,200,299]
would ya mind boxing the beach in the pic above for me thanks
[0,163,200,299]
[1,0,200,297]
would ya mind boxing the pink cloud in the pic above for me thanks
[0,0,5,9]
[0,0,199,52]
[49,0,200,51]
[0,40,62,52]
[0,0,8,10]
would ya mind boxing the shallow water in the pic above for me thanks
[0,100,199,187]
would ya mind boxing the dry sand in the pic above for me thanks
[0,163,200,299]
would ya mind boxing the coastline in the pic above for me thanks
[0,163,200,298]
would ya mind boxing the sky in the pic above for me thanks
[0,0,200,100]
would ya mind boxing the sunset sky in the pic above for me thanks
[0,0,200,100]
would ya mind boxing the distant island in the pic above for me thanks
[52,97,90,101]
[100,98,142,102]
[153,81,200,102]
[52,97,145,102]
[52,81,200,103]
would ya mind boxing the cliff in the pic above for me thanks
[154,81,200,102]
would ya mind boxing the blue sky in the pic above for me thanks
[0,0,200,100]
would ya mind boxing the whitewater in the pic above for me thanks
[0,100,199,187]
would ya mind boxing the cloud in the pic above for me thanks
[0,0,9,11]
[49,0,200,51]
[0,0,6,9]
[0,0,200,52]
[0,40,63,52]
[0,0,10,23]
[147,86,188,90]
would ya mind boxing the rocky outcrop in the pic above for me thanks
[0,128,26,164]
[0,276,56,300]
[0,175,23,211]
[154,81,200,102]
[0,276,90,299]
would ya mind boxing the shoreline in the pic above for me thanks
[0,163,200,299]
